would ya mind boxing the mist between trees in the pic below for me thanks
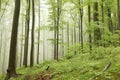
[0,0,120,79]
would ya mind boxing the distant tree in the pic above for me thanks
[37,0,40,64]
[5,0,21,79]
[93,1,101,45]
[67,21,69,49]
[117,0,120,29]
[30,0,35,67]
[107,6,113,32]
[47,0,57,60]
[88,1,92,53]
[70,11,77,54]
[20,10,24,67]
[61,24,64,56]
[101,0,104,23]
[80,0,83,52]
[23,0,30,67]
[55,0,62,60]
[48,0,62,60]
[72,0,84,52]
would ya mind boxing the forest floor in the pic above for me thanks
[1,47,120,80]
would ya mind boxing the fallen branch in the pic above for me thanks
[89,62,111,80]
[46,66,50,71]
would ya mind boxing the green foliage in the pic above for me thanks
[101,30,120,47]
[1,47,120,80]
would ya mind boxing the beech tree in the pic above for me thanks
[93,1,101,45]
[30,0,35,67]
[117,0,120,29]
[23,0,30,67]
[88,0,92,53]
[5,0,21,79]
[37,0,40,64]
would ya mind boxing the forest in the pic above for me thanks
[0,0,120,80]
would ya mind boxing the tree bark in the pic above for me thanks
[23,0,30,67]
[80,2,83,52]
[108,8,113,32]
[37,0,40,64]
[30,0,35,67]
[5,0,20,79]
[117,0,120,29]
[67,21,69,50]
[88,2,92,53]
[93,2,101,45]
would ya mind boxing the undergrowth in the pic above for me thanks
[0,47,120,80]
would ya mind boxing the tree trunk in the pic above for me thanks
[56,0,60,60]
[37,0,40,64]
[101,0,105,47]
[30,0,35,67]
[20,15,24,67]
[88,2,92,53]
[67,21,69,50]
[74,25,76,55]
[101,0,104,23]
[108,8,113,32]
[93,2,101,45]
[78,0,81,43]
[20,0,24,67]
[5,0,20,79]
[55,0,62,60]
[117,0,120,29]
[54,19,57,60]
[80,1,83,52]
[23,0,30,67]
[61,26,64,56]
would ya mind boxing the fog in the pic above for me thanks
[0,0,88,74]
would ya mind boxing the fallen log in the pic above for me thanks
[89,62,111,80]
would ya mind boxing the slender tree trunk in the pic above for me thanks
[20,0,24,67]
[70,12,77,54]
[43,31,45,61]
[23,0,30,67]
[54,23,57,59]
[56,0,60,60]
[5,0,20,79]
[55,0,62,60]
[30,0,35,67]
[93,2,101,45]
[67,21,69,50]
[20,15,24,67]
[53,8,57,60]
[101,0,104,23]
[37,0,40,64]
[117,0,120,29]
[101,0,105,47]
[61,27,64,56]
[88,2,92,53]
[80,2,83,52]
[74,25,76,55]
[71,28,74,45]
[108,8,113,32]
[78,0,81,43]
